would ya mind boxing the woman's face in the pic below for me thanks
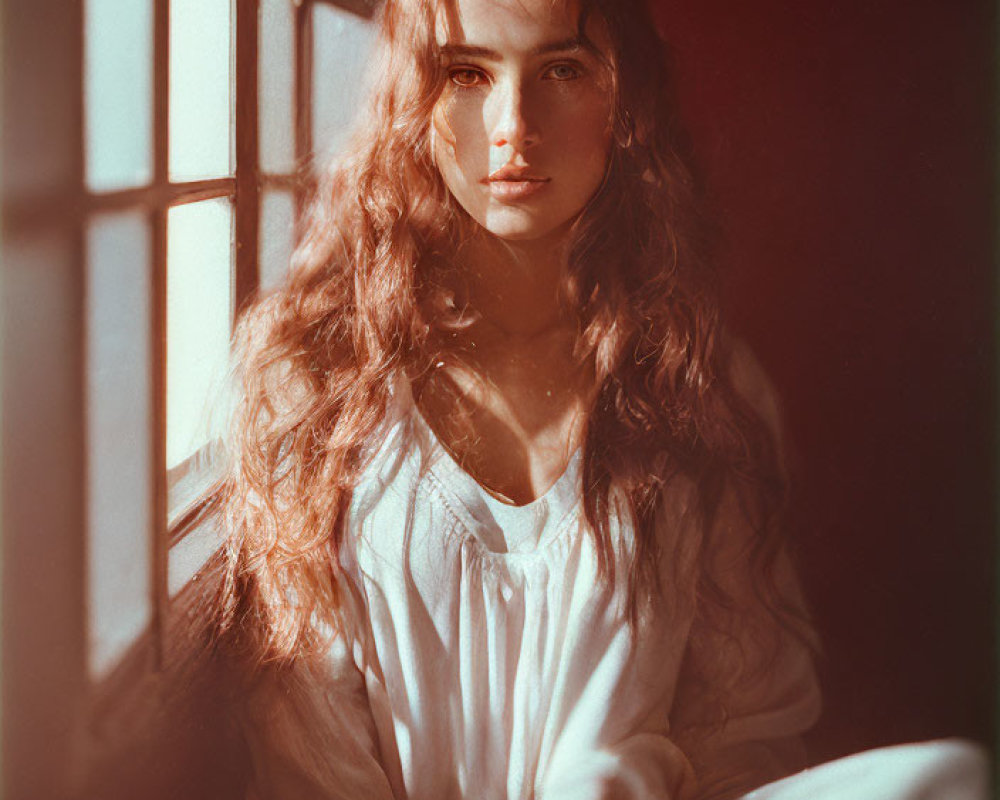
[431,0,615,243]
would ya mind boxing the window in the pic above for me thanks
[84,0,378,678]
[83,0,240,683]
[2,1,376,796]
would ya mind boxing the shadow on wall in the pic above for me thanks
[654,0,995,761]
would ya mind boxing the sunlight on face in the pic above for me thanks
[431,0,615,243]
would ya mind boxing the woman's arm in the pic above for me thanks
[535,505,820,800]
[668,524,822,800]
[669,343,822,799]
[538,344,820,800]
[239,634,396,800]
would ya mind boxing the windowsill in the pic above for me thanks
[167,442,222,534]
[169,503,227,597]
[166,441,228,595]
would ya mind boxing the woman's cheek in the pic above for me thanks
[431,100,458,164]
[447,103,487,169]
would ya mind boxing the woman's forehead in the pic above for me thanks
[433,0,588,50]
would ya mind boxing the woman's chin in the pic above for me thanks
[476,208,574,244]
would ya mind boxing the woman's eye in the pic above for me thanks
[544,62,582,81]
[448,67,487,88]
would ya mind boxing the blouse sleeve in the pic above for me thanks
[536,494,820,800]
[238,633,396,800]
[668,344,822,799]
[668,503,823,800]
[540,344,821,800]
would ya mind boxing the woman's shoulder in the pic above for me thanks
[347,376,429,514]
[727,337,781,428]
[726,337,784,443]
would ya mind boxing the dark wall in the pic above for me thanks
[653,0,995,760]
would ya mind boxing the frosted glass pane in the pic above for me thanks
[169,0,233,180]
[260,189,295,290]
[85,0,153,192]
[313,5,375,159]
[260,0,295,174]
[167,199,233,468]
[85,210,153,679]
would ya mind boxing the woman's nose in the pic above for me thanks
[489,80,539,152]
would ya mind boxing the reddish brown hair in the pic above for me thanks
[218,0,791,663]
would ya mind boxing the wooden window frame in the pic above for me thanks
[168,0,379,549]
[2,2,378,796]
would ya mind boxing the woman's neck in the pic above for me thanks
[455,228,570,340]
[414,225,593,505]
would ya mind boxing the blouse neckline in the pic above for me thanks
[409,406,583,556]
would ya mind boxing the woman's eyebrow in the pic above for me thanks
[440,37,585,61]
[529,36,585,56]
[440,43,502,61]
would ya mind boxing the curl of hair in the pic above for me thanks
[216,0,799,666]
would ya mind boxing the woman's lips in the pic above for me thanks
[483,167,550,202]
[486,178,550,201]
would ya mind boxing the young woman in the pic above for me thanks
[214,1,984,798]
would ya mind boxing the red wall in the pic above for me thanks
[653,0,995,758]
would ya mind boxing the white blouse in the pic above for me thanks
[241,386,823,800]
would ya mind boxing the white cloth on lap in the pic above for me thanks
[741,740,989,800]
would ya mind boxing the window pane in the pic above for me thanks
[84,0,153,192]
[85,210,153,679]
[260,189,295,290]
[259,0,295,175]
[167,199,233,469]
[312,5,375,160]
[169,0,233,181]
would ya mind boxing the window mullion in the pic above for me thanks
[150,0,170,672]
[294,0,314,230]
[234,0,262,317]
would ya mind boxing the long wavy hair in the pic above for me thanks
[217,0,795,666]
